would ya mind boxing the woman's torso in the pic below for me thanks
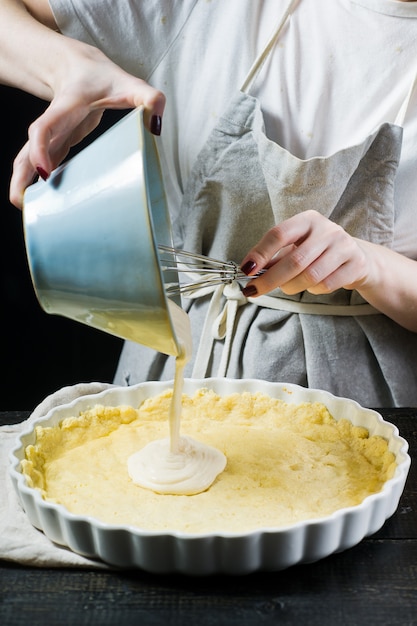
[49,0,417,405]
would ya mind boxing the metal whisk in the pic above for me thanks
[157,245,253,297]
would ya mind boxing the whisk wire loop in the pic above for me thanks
[157,245,252,297]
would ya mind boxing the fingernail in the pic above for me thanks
[242,285,258,298]
[36,166,49,181]
[150,115,162,136]
[241,260,257,276]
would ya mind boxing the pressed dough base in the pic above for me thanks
[21,388,396,534]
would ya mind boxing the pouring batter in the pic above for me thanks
[127,301,226,496]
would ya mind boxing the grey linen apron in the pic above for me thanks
[115,0,417,407]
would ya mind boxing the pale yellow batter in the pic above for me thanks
[21,389,396,534]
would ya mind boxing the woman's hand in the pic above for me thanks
[241,210,368,296]
[9,42,165,208]
[240,209,417,332]
[0,1,165,208]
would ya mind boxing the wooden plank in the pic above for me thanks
[1,540,417,625]
[1,409,416,625]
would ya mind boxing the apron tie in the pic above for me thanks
[189,279,380,379]
[191,281,247,379]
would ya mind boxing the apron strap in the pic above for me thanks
[252,294,379,316]
[240,0,298,94]
[191,282,246,379]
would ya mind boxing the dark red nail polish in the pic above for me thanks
[36,166,48,181]
[150,115,162,136]
[242,285,258,298]
[241,260,257,276]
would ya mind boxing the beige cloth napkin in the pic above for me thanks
[0,382,115,568]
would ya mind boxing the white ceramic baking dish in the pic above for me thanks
[9,378,410,575]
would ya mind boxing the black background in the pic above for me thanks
[0,86,124,410]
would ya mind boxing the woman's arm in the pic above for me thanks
[0,0,165,208]
[0,0,60,96]
[240,210,417,333]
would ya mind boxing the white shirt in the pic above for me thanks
[50,0,417,257]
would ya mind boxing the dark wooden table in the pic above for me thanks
[1,409,416,626]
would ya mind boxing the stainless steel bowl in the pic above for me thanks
[23,107,182,357]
